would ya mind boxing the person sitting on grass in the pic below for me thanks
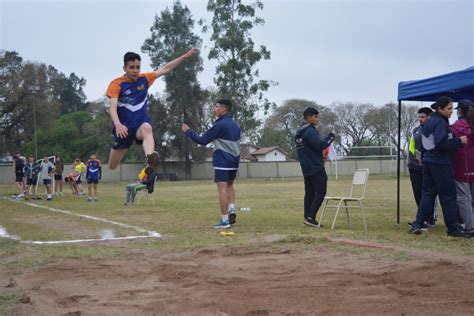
[124,167,156,206]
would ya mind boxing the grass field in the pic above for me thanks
[1,175,473,314]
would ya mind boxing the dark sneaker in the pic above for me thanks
[448,229,474,238]
[145,151,160,172]
[304,217,323,228]
[408,221,428,231]
[426,219,436,227]
[408,225,423,235]
[229,209,236,224]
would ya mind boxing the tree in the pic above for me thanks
[332,102,374,156]
[142,1,208,179]
[0,50,88,157]
[23,111,102,162]
[59,73,87,114]
[202,0,275,137]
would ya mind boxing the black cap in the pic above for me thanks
[455,99,474,109]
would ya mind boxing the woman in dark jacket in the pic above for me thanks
[409,96,470,237]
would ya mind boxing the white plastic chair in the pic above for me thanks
[136,189,155,206]
[318,169,369,231]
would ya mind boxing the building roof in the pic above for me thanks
[252,146,287,156]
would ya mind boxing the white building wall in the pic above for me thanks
[257,150,286,162]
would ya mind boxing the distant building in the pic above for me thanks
[251,146,288,162]
[205,144,288,162]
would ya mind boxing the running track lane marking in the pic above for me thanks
[0,197,161,244]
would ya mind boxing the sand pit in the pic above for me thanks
[5,241,474,315]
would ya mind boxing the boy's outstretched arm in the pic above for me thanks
[154,48,199,78]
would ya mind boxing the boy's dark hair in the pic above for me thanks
[432,96,452,110]
[418,107,433,115]
[124,52,141,66]
[303,107,319,119]
[217,99,232,111]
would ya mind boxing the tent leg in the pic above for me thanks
[397,100,401,224]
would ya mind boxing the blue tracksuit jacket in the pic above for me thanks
[185,113,241,170]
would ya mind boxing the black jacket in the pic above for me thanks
[295,125,335,177]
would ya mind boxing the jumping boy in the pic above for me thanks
[86,153,102,202]
[106,48,198,173]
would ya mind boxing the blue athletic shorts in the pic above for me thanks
[87,179,99,184]
[43,179,52,185]
[214,169,237,183]
[111,120,151,150]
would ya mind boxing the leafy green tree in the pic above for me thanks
[0,50,87,157]
[142,1,208,179]
[59,73,87,114]
[202,0,275,137]
[23,111,103,162]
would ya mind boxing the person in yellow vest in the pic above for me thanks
[73,158,86,196]
[124,167,156,206]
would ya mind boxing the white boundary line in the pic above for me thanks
[1,197,161,244]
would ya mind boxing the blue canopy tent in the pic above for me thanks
[396,66,474,223]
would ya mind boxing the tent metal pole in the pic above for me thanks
[397,100,401,224]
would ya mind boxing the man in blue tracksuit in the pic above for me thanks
[409,96,471,238]
[295,107,335,227]
[182,99,241,229]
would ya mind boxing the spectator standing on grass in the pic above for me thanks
[451,99,474,231]
[39,156,56,201]
[181,99,240,229]
[73,158,86,196]
[53,156,64,196]
[12,152,26,199]
[86,153,102,202]
[25,155,41,200]
[124,167,156,205]
[295,107,335,227]
[409,96,471,238]
[408,107,437,226]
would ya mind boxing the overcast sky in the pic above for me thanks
[1,0,473,112]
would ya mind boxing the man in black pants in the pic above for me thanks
[408,107,437,226]
[295,107,335,227]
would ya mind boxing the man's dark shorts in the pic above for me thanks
[54,174,62,181]
[87,179,99,184]
[43,179,52,185]
[214,169,238,183]
[26,178,37,186]
[15,174,24,182]
[111,120,151,150]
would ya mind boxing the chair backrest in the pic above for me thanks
[349,169,369,199]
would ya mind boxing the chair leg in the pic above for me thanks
[331,200,344,230]
[137,191,142,206]
[359,200,367,232]
[318,199,328,227]
[344,200,351,229]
